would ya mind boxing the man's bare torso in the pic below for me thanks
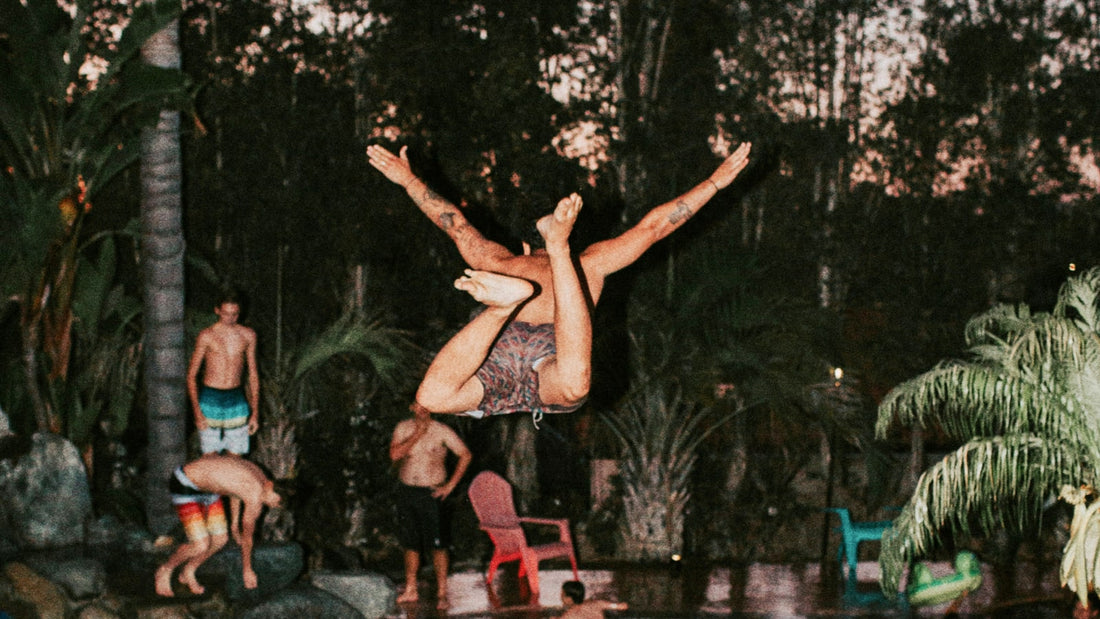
[508,253,606,325]
[395,420,452,488]
[200,323,254,389]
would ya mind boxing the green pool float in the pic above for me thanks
[906,551,983,607]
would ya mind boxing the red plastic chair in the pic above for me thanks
[467,471,579,596]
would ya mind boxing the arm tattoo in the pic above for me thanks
[413,185,445,209]
[668,200,693,224]
[439,212,456,230]
[421,187,442,203]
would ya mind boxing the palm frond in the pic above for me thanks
[1056,267,1100,334]
[288,310,419,396]
[879,434,1083,593]
[875,362,1079,443]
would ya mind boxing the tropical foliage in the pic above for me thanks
[602,372,742,560]
[0,0,185,444]
[253,307,419,549]
[874,266,1100,598]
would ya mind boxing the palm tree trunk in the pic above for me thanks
[140,16,187,536]
[19,318,52,431]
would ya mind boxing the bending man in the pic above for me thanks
[367,141,752,421]
[154,453,282,597]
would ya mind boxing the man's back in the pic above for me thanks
[183,453,265,501]
[561,599,627,618]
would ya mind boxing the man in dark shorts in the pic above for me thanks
[389,403,472,610]
[154,453,282,597]
[367,141,752,424]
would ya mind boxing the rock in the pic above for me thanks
[76,599,124,619]
[310,570,396,618]
[128,592,229,619]
[0,432,92,549]
[22,551,107,599]
[3,561,69,618]
[85,514,124,548]
[237,583,364,619]
[197,542,304,601]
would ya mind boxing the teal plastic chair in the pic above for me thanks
[824,507,894,580]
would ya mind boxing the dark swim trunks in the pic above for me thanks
[470,320,586,421]
[395,483,449,554]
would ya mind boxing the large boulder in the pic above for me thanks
[197,542,304,600]
[0,432,92,549]
[310,570,396,619]
[3,561,69,618]
[22,550,107,599]
[237,583,364,619]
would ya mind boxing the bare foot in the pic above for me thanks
[536,193,582,249]
[154,565,175,597]
[436,595,450,610]
[178,569,205,595]
[397,587,419,604]
[454,270,534,308]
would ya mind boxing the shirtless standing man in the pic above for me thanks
[154,453,282,597]
[187,290,260,540]
[389,404,472,610]
[367,141,752,423]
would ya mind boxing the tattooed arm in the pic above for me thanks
[579,142,752,278]
[367,145,515,268]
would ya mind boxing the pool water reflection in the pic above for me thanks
[395,559,1074,618]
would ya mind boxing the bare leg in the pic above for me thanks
[177,534,226,595]
[534,194,591,406]
[229,496,242,545]
[154,562,178,597]
[415,271,534,413]
[155,539,213,596]
[432,549,450,610]
[397,549,421,603]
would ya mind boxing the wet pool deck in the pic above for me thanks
[393,560,1074,618]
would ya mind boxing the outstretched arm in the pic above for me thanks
[580,142,752,278]
[367,145,515,270]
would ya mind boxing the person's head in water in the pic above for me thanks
[561,580,586,606]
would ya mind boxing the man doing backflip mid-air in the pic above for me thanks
[367,140,752,423]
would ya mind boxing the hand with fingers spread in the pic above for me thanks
[367,144,418,188]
